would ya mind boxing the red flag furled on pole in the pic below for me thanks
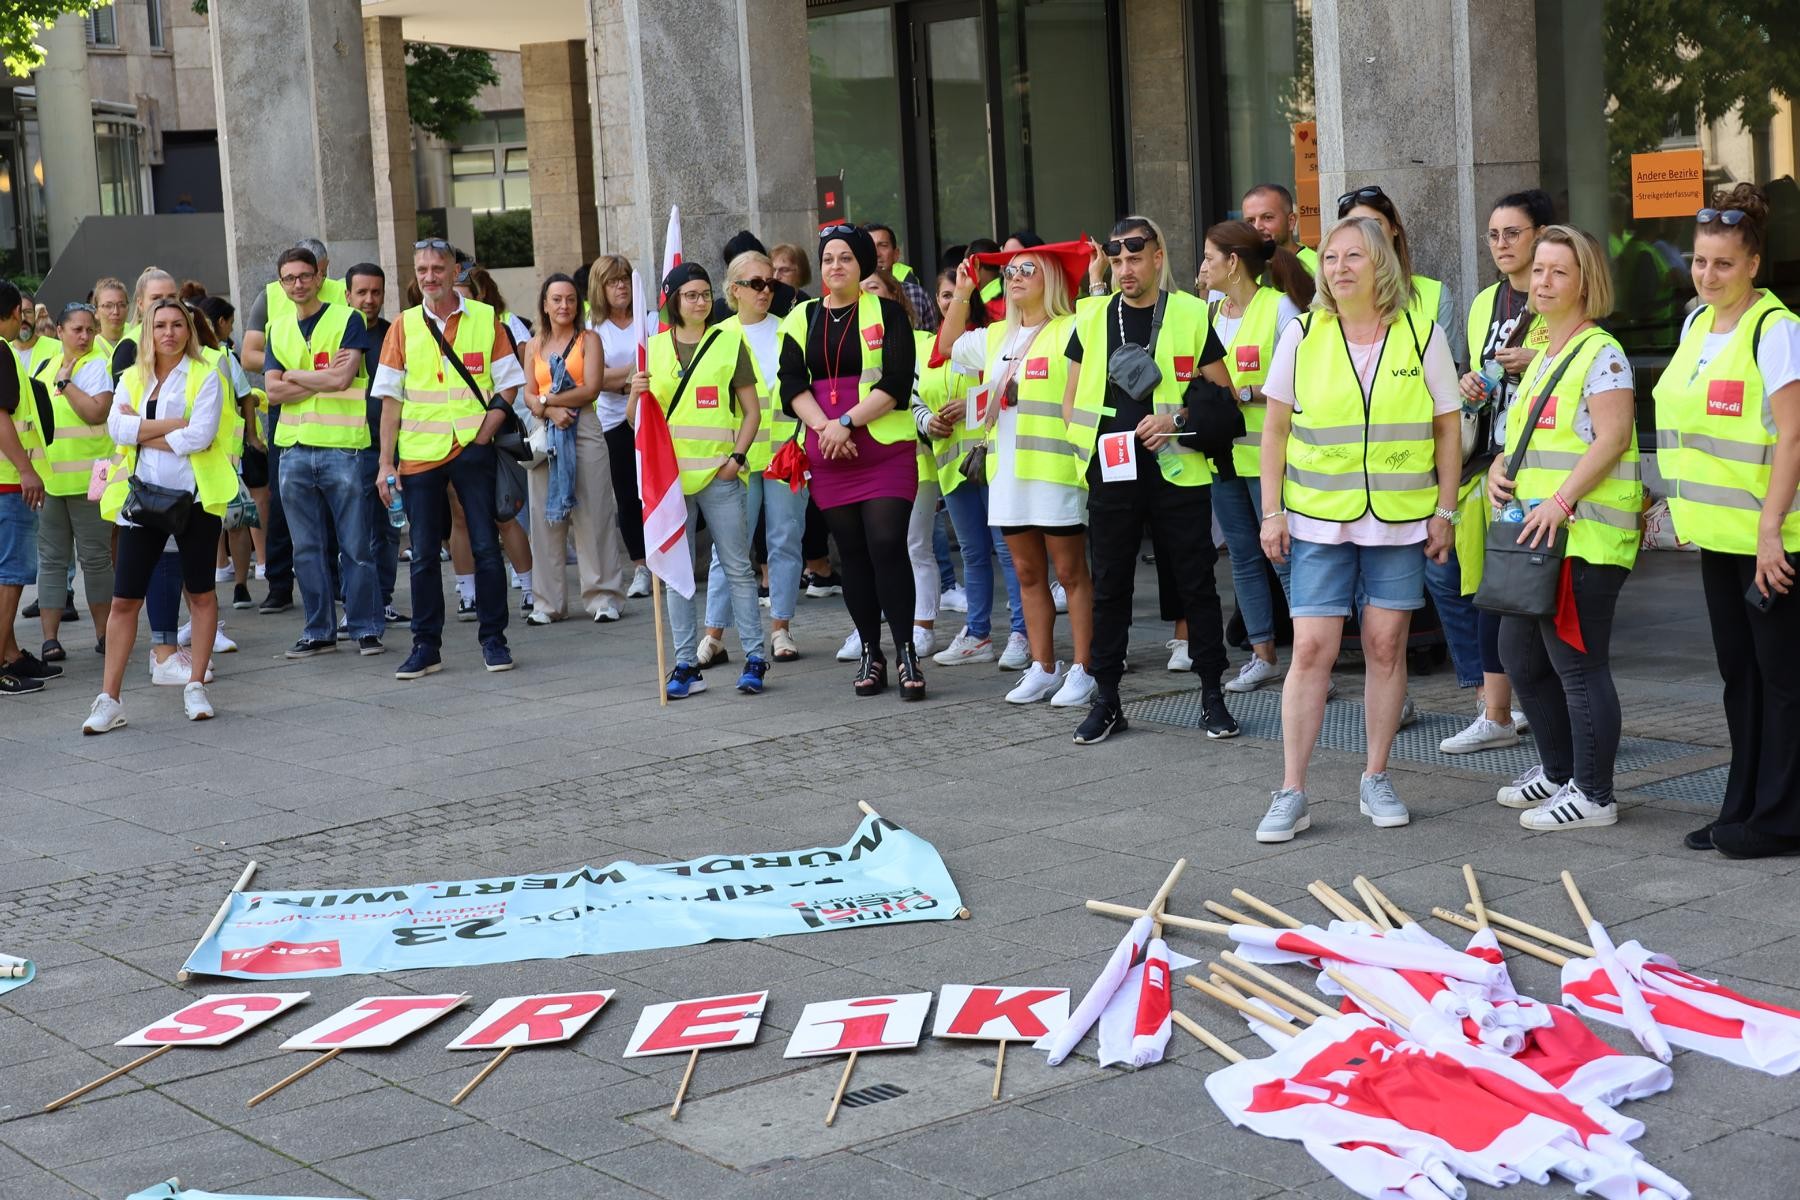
[656,206,683,333]
[631,269,694,602]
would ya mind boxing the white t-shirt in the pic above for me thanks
[1678,303,1800,409]
[1518,337,1634,444]
[107,358,224,520]
[592,318,640,431]
[69,356,115,399]
[1263,316,1461,546]
[735,314,781,390]
[947,325,1086,528]
[1210,295,1305,353]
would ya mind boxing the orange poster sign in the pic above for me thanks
[1630,149,1705,219]
[1293,122,1321,247]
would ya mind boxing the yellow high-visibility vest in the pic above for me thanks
[268,302,370,450]
[31,349,113,497]
[1070,291,1216,486]
[1214,287,1284,478]
[396,301,497,464]
[647,324,748,495]
[101,360,237,520]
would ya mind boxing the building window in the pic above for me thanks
[87,6,118,48]
[94,120,144,215]
[148,0,165,50]
[447,112,529,213]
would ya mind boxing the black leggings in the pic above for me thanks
[602,421,646,561]
[824,497,914,658]
[114,510,226,599]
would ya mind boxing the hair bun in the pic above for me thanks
[1713,180,1769,223]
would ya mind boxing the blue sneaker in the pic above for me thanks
[395,643,442,680]
[482,639,514,673]
[737,655,769,695]
[667,662,706,699]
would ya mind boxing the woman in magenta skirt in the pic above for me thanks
[777,226,922,698]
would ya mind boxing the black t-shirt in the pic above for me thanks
[363,316,392,433]
[777,296,916,412]
[110,338,137,381]
[1065,295,1226,435]
[0,351,19,414]
[263,306,373,374]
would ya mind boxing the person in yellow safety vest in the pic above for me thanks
[863,221,936,334]
[241,236,346,374]
[914,266,1032,672]
[1485,225,1641,834]
[1258,216,1463,842]
[262,245,383,660]
[1199,219,1313,695]
[1337,185,1457,363]
[0,280,51,696]
[82,299,236,733]
[1242,183,1319,278]
[628,262,767,699]
[776,224,922,699]
[30,302,116,665]
[1654,185,1800,859]
[10,295,47,372]
[92,277,129,358]
[373,238,527,681]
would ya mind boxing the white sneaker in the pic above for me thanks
[935,627,995,666]
[1165,639,1192,671]
[1440,714,1521,754]
[591,599,621,623]
[1006,661,1064,704]
[1050,581,1068,613]
[1224,657,1283,693]
[1519,781,1618,830]
[912,625,937,657]
[214,565,234,583]
[254,563,267,580]
[627,566,653,598]
[527,608,554,626]
[150,650,213,686]
[1477,696,1529,734]
[1496,764,1562,809]
[177,621,237,654]
[1050,663,1098,707]
[183,681,214,722]
[835,630,863,662]
[998,631,1031,670]
[82,693,125,735]
[508,570,523,590]
[940,586,968,612]
[695,633,730,668]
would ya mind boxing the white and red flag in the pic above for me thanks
[632,269,694,600]
[1037,915,1195,1068]
[1230,921,1507,988]
[654,205,683,332]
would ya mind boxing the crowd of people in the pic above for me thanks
[2,178,1794,857]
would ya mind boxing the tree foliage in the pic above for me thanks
[3,0,109,76]
[405,43,500,143]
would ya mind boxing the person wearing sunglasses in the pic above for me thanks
[628,263,768,698]
[1654,184,1800,859]
[1258,215,1463,841]
[1336,186,1454,358]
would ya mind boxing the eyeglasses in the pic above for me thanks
[733,277,773,293]
[1336,185,1387,216]
[1486,226,1529,245]
[279,271,316,286]
[1695,208,1748,227]
[677,290,714,304]
[1001,262,1039,280]
[1102,236,1155,256]
[96,299,127,311]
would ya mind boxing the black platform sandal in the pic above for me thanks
[854,645,887,697]
[898,642,926,701]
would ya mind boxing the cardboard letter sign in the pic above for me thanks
[446,991,613,1050]
[933,986,1070,1042]
[281,994,468,1051]
[119,993,309,1047]
[784,993,931,1058]
[1099,431,1138,482]
[625,991,768,1058]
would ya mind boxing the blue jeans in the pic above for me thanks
[401,441,507,649]
[0,491,37,585]
[1423,547,1486,688]
[707,474,806,625]
[281,444,382,641]
[675,475,763,664]
[941,480,1024,641]
[1210,476,1291,647]
[357,449,401,606]
[148,551,182,645]
[934,511,958,592]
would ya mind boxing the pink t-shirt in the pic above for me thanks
[1262,315,1461,546]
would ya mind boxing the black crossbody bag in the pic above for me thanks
[421,312,532,463]
[121,373,195,535]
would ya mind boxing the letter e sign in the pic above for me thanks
[119,993,310,1047]
[625,991,769,1057]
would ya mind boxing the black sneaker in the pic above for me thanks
[0,671,45,695]
[259,591,293,614]
[358,635,386,656]
[284,638,338,659]
[1073,696,1127,745]
[232,584,253,609]
[456,598,477,622]
[804,571,843,598]
[1201,687,1240,739]
[1682,823,1715,852]
[384,604,409,623]
[61,603,78,620]
[4,650,63,680]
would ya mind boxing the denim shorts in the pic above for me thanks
[1288,537,1426,618]
[0,491,40,585]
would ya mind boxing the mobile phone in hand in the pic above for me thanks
[1745,552,1800,612]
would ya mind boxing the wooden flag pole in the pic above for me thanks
[1218,952,1340,1020]
[1185,974,1301,1038]
[1463,864,1491,930]
[1203,899,1267,928]
[1310,881,1375,926]
[1561,870,1598,930]
[1431,908,1569,967]
[45,1045,173,1112]
[1355,876,1414,927]
[1205,962,1319,1025]
[991,1039,1006,1100]
[1229,889,1304,929]
[1353,877,1394,931]
[1171,1009,1246,1063]
[669,1047,700,1119]
[177,859,259,983]
[246,1048,343,1108]
[652,574,668,707]
[1082,900,1229,936]
[824,1051,858,1126]
[1322,968,1411,1030]
[451,1046,515,1106]
[1463,906,1594,956]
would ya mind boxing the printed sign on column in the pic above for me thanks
[280,994,468,1051]
[118,993,310,1047]
[446,991,614,1050]
[624,991,769,1058]
[784,993,932,1058]
[1292,121,1321,249]
[933,986,1070,1042]
[1098,431,1137,482]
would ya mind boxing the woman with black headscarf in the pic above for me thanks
[776,225,921,698]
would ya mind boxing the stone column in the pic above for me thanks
[364,16,416,313]
[1123,0,1197,282]
[589,0,816,279]
[209,0,379,313]
[521,40,599,272]
[36,13,102,259]
[1312,0,1539,361]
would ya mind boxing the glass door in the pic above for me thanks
[910,1,997,264]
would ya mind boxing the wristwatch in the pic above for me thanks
[54,378,69,393]
[1170,407,1189,431]
[838,413,855,430]
[1433,506,1461,525]
[730,451,748,467]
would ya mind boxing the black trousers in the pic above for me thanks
[263,414,293,591]
[601,421,646,561]
[1088,465,1226,693]
[1702,548,1800,838]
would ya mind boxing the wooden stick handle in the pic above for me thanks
[669,1046,700,1119]
[1204,900,1267,928]
[177,860,259,983]
[1560,870,1597,929]
[1171,1010,1245,1063]
[991,1039,1006,1101]
[44,1045,172,1112]
[1206,962,1319,1025]
[1322,968,1411,1030]
[1464,905,1594,956]
[825,1051,858,1126]
[1463,864,1490,930]
[1353,877,1394,930]
[1310,881,1375,926]
[1229,889,1304,929]
[1355,876,1413,927]
[1083,900,1229,935]
[652,573,668,708]
[451,1045,514,1106]
[1145,858,1189,938]
[1431,908,1570,966]
[246,1047,343,1108]
[856,801,878,817]
[1183,974,1300,1037]
[1219,951,1340,1019]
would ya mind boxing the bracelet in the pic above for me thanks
[1261,510,1286,522]
[1552,491,1575,518]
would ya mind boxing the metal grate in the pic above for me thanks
[837,1083,908,1109]
[1126,688,1703,776]
[1627,764,1727,807]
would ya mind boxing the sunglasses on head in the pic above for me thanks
[59,302,97,321]
[1001,262,1039,280]
[1695,208,1747,227]
[414,238,453,251]
[733,277,773,293]
[1102,235,1155,256]
[1336,185,1387,217]
[819,224,857,240]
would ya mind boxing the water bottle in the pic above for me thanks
[1470,359,1503,414]
[1500,499,1525,523]
[1155,443,1184,478]
[385,476,407,530]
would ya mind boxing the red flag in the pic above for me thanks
[634,387,695,601]
[1554,559,1586,652]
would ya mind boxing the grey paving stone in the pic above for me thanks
[586,1139,745,1197]
[868,1106,1136,1194]
[236,1080,471,1162]
[445,1162,655,1200]
[55,1127,299,1198]
[1157,1107,1333,1190]
[1024,1059,1223,1145]
[1,1088,218,1168]
[727,1151,974,1200]
[1605,904,1794,969]
[0,1151,93,1200]
[485,1084,660,1162]
[996,1145,1281,1200]
[320,1124,568,1200]
[1659,1129,1797,1200]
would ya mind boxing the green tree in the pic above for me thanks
[3,1,110,76]
[405,43,500,143]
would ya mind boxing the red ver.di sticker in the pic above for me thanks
[313,351,331,370]
[1536,396,1558,429]
[1024,357,1048,381]
[462,351,485,372]
[1707,379,1744,417]
[1173,355,1196,382]
[861,325,883,351]
[1236,345,1261,374]
[695,386,719,409]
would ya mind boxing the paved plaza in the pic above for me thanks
[1,549,1795,1200]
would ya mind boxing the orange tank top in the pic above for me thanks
[532,333,585,397]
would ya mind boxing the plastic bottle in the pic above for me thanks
[385,477,407,530]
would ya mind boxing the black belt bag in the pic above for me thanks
[121,475,194,536]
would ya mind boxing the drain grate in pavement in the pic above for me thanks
[1628,763,1727,807]
[838,1082,908,1109]
[1128,687,1703,776]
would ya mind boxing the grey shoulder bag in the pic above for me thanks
[1105,290,1166,403]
